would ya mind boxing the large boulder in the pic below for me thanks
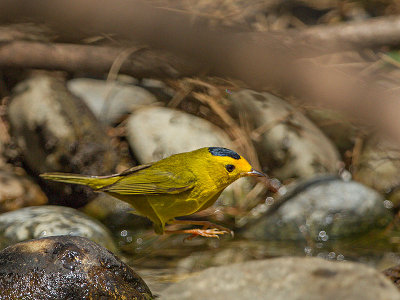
[0,236,152,299]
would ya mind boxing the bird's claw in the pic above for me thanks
[183,228,229,241]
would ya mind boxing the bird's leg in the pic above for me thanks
[164,220,234,240]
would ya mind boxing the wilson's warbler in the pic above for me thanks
[40,147,266,238]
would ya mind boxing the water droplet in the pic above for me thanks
[340,170,352,181]
[269,178,282,190]
[278,186,287,196]
[265,197,274,205]
[337,254,345,261]
[384,200,394,209]
[299,224,307,233]
[120,230,128,237]
[258,204,268,213]
[304,246,313,255]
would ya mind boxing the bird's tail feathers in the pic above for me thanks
[40,172,120,190]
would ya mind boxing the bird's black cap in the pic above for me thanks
[208,147,240,160]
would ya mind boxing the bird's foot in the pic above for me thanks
[165,219,234,240]
[164,228,229,240]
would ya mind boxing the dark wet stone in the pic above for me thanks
[0,236,153,299]
[7,74,119,207]
[241,177,392,241]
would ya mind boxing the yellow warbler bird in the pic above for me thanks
[40,147,266,238]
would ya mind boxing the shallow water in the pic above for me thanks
[119,225,400,294]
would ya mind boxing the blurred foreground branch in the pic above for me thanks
[268,15,400,55]
[1,0,400,143]
[0,41,200,78]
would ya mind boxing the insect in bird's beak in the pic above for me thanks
[246,169,267,177]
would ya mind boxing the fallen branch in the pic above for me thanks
[0,41,201,78]
[264,15,400,55]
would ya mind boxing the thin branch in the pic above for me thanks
[0,41,201,78]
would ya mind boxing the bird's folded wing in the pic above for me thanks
[99,169,196,195]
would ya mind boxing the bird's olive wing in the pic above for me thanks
[99,169,196,195]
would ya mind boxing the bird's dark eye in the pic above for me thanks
[225,164,235,172]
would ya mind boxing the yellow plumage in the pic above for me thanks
[40,147,265,238]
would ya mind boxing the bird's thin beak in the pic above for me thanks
[247,169,267,177]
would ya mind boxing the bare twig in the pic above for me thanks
[0,41,201,78]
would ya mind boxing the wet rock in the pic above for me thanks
[230,90,341,180]
[356,136,400,199]
[305,107,357,154]
[0,170,47,213]
[175,243,260,275]
[126,106,253,206]
[384,264,400,290]
[8,74,118,207]
[67,78,157,125]
[0,236,153,299]
[0,205,116,252]
[162,257,400,300]
[242,176,391,241]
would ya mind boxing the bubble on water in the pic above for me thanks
[126,236,132,243]
[316,243,323,249]
[340,170,352,182]
[258,204,268,213]
[317,252,328,258]
[304,246,313,256]
[328,252,336,259]
[136,237,143,245]
[269,178,282,190]
[299,224,307,233]
[265,197,274,205]
[278,186,287,196]
[318,230,329,241]
[384,200,394,209]
[120,230,128,237]
[324,215,333,225]
[337,254,345,261]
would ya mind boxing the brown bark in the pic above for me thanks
[0,41,200,78]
